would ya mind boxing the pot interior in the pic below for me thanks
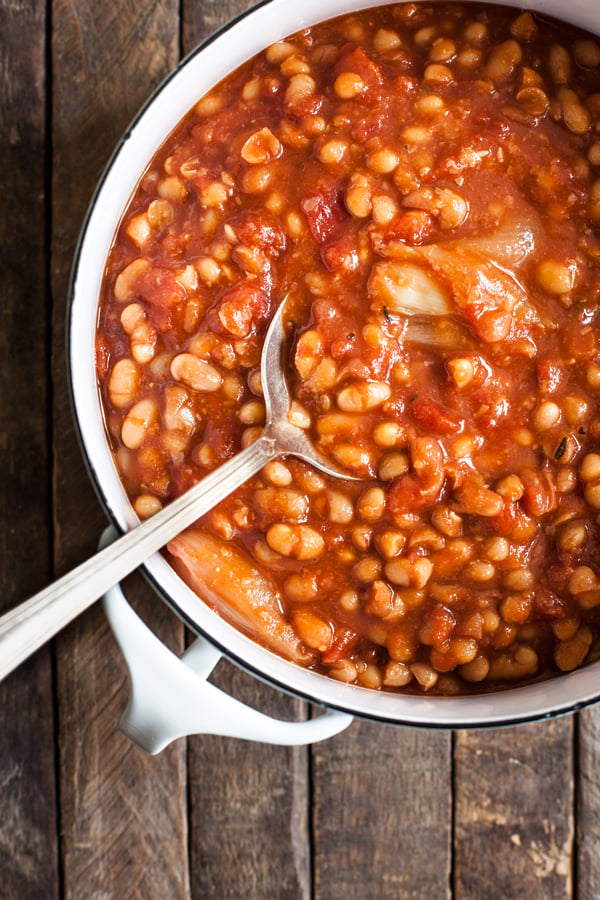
[69,0,600,727]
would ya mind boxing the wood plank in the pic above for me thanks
[182,0,258,48]
[454,719,574,899]
[576,706,600,900]
[313,721,452,900]
[180,5,311,897]
[56,576,190,898]
[51,1,190,896]
[188,663,310,900]
[0,0,59,896]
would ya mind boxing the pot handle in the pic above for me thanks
[99,527,353,754]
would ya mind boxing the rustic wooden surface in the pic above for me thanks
[2,0,600,897]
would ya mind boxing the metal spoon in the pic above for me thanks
[0,300,353,682]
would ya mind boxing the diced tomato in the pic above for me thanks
[436,252,523,343]
[301,186,347,243]
[394,74,418,95]
[537,358,564,395]
[378,211,435,247]
[490,499,519,535]
[321,236,360,272]
[388,473,432,513]
[224,210,286,257]
[422,603,457,648]
[468,356,492,389]
[351,100,391,140]
[286,91,323,119]
[136,266,187,331]
[474,398,508,430]
[411,398,462,434]
[215,282,270,337]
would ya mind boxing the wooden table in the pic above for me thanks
[2,1,600,896]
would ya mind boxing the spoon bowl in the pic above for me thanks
[261,300,361,480]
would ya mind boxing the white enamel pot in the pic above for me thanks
[69,0,600,753]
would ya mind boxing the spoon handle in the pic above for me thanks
[0,433,276,683]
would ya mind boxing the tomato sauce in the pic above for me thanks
[97,3,600,694]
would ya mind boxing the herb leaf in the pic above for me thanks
[555,436,568,460]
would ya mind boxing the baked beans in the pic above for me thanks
[97,3,600,694]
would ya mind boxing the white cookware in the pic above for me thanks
[69,0,600,751]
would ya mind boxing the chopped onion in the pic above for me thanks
[449,215,536,270]
[368,260,453,317]
[405,317,475,349]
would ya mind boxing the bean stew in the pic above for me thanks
[97,2,600,694]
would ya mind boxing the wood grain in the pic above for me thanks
[0,0,59,896]
[454,719,574,899]
[182,0,258,49]
[188,663,310,900]
[312,721,452,900]
[577,706,600,900]
[56,579,190,899]
[51,1,189,896]
[0,1,591,898]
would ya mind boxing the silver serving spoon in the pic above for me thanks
[0,300,353,682]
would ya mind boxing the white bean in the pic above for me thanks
[170,353,223,392]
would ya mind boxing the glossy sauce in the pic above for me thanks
[97,3,600,694]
